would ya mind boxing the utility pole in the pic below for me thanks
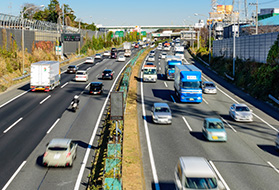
[256,0,258,34]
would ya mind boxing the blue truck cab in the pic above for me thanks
[174,65,202,103]
[165,59,182,80]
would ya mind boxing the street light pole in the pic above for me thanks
[209,21,211,64]
[21,5,44,75]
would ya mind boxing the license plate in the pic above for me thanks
[54,154,61,159]
[189,98,194,101]
[212,136,218,140]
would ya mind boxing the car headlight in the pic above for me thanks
[197,97,201,100]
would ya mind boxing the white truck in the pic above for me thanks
[142,64,157,82]
[123,42,132,57]
[174,46,185,59]
[30,61,60,92]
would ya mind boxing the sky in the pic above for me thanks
[1,0,279,26]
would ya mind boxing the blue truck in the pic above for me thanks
[174,65,202,103]
[165,56,182,80]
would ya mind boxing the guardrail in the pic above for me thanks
[269,94,279,105]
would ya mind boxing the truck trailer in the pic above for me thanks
[174,64,202,103]
[30,61,60,92]
[123,42,132,57]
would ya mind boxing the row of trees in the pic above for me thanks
[22,0,96,30]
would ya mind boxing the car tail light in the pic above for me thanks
[83,76,86,78]
[102,73,104,75]
[67,152,71,157]
[44,152,48,157]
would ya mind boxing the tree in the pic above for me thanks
[266,34,279,66]
[22,3,43,19]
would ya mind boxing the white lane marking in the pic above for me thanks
[96,74,99,78]
[202,75,277,132]
[158,62,160,65]
[216,86,239,104]
[74,58,134,190]
[203,98,209,104]
[0,90,30,109]
[209,161,230,190]
[159,67,161,71]
[85,83,90,89]
[164,82,168,88]
[221,117,237,133]
[2,161,26,190]
[46,118,60,134]
[182,116,192,131]
[170,95,176,103]
[252,114,279,132]
[3,117,23,133]
[40,95,51,105]
[61,82,68,88]
[140,70,160,190]
[267,161,279,174]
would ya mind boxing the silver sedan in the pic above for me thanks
[151,103,172,124]
[202,81,217,94]
[229,103,253,122]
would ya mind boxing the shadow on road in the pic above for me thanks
[190,131,207,142]
[258,144,279,157]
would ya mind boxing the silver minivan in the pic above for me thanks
[174,157,225,190]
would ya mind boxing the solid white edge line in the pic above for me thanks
[221,117,237,133]
[267,161,279,174]
[0,90,30,109]
[61,82,68,88]
[2,161,26,190]
[140,69,160,190]
[182,116,192,131]
[3,117,23,133]
[203,98,209,104]
[40,95,51,105]
[170,95,176,103]
[46,118,60,134]
[252,113,279,132]
[216,86,239,104]
[74,58,133,190]
[164,82,168,88]
[209,161,230,190]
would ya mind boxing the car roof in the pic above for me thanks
[235,103,248,107]
[68,65,76,67]
[205,118,222,122]
[90,82,103,85]
[203,81,214,84]
[179,157,216,178]
[153,103,169,108]
[48,138,72,147]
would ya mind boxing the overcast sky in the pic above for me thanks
[1,0,278,26]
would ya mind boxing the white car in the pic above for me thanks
[103,51,110,57]
[229,103,253,122]
[164,46,171,51]
[75,70,88,82]
[85,57,94,64]
[202,81,217,94]
[159,52,167,59]
[157,46,162,50]
[94,53,102,59]
[150,50,155,56]
[118,55,126,62]
[147,56,155,62]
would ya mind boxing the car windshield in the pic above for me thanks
[205,83,215,87]
[103,70,111,74]
[48,147,68,151]
[208,122,224,129]
[168,65,176,69]
[96,54,101,56]
[185,177,217,189]
[149,56,154,59]
[143,69,156,75]
[235,106,250,112]
[90,85,101,90]
[182,81,201,89]
[68,66,75,68]
[155,107,170,112]
[76,72,85,75]
[86,57,92,60]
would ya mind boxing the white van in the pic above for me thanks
[174,157,225,190]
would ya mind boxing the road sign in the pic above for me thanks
[141,31,146,36]
[115,31,124,37]
[110,92,124,120]
[62,33,80,41]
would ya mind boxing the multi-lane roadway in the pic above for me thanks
[0,48,139,190]
[139,46,279,190]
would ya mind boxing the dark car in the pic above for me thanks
[89,82,103,94]
[110,52,117,59]
[111,48,117,53]
[102,69,114,80]
[67,65,78,73]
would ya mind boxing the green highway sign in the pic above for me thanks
[141,31,146,36]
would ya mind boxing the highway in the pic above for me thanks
[0,48,139,190]
[139,46,279,190]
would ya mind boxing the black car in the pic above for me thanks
[102,69,114,80]
[67,65,78,73]
[89,82,103,94]
[110,52,117,59]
